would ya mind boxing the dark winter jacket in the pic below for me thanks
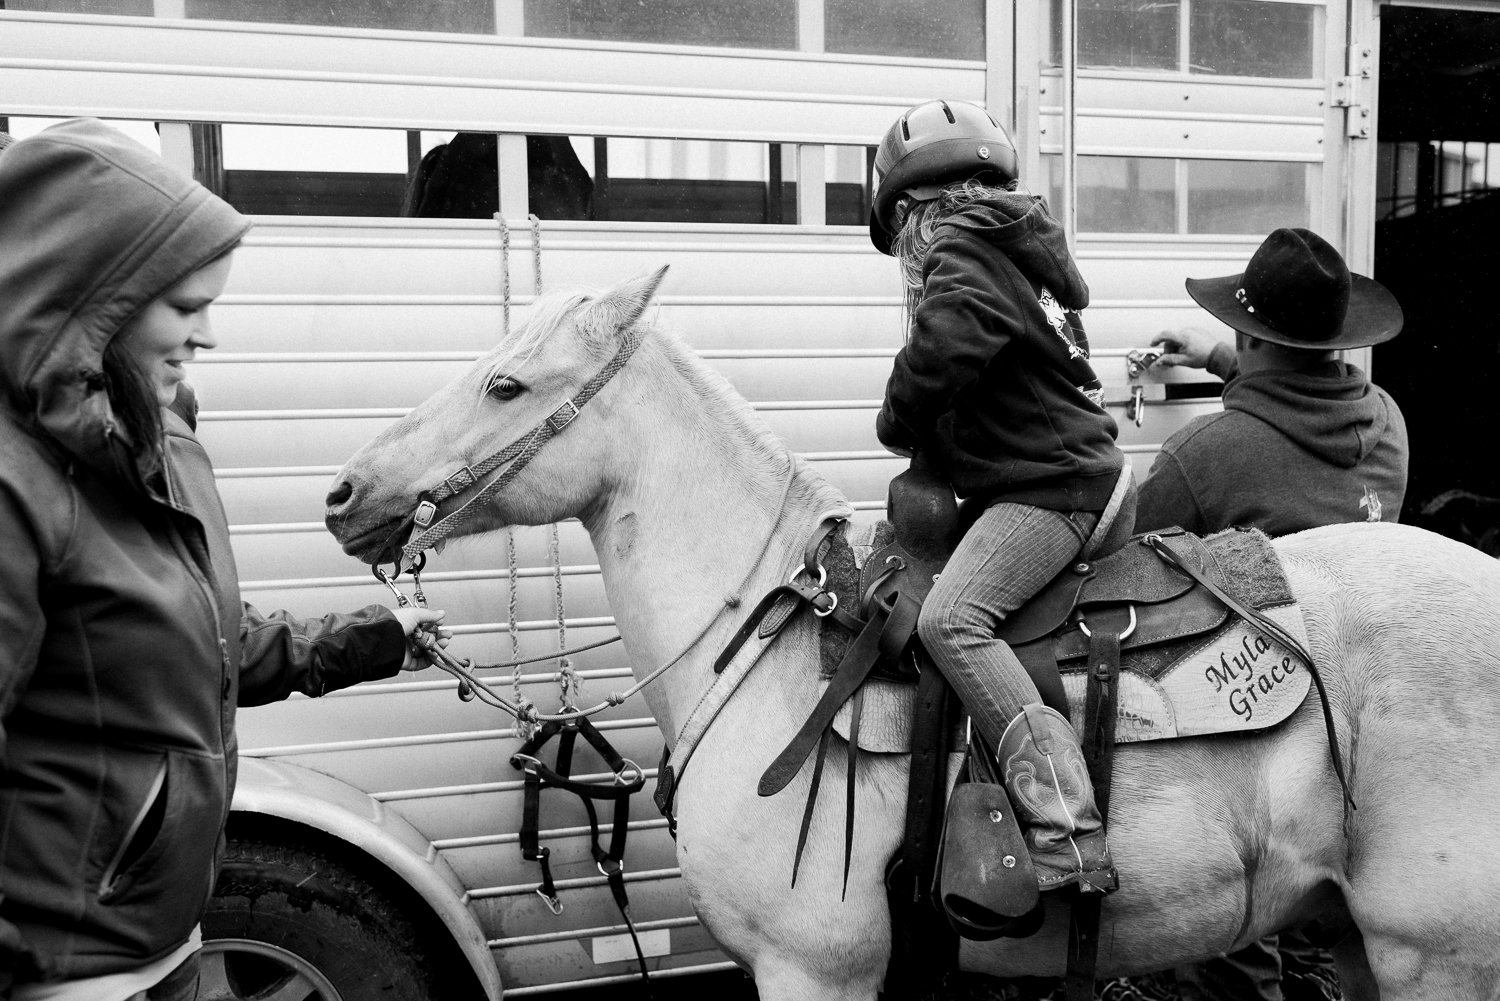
[876,192,1123,511]
[0,120,406,991]
[1135,346,1409,536]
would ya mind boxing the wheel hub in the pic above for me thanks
[198,937,344,1001]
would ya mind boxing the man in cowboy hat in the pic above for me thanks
[1136,227,1408,539]
[1136,228,1406,1000]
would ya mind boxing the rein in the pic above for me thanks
[378,457,805,727]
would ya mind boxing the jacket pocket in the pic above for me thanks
[98,757,168,901]
[92,748,225,945]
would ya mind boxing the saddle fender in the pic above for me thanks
[232,756,503,1001]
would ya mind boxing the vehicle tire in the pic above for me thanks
[203,838,440,1001]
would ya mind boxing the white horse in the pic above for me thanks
[326,269,1500,1000]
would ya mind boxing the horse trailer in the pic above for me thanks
[1,0,1492,995]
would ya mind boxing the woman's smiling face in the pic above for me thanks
[116,252,235,406]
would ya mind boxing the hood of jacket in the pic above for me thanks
[938,190,1090,310]
[1223,361,1392,469]
[0,119,249,493]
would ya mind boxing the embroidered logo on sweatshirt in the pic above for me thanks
[1038,286,1086,361]
[1359,486,1383,522]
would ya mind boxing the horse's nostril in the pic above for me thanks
[326,479,354,508]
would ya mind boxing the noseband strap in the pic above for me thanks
[399,329,643,561]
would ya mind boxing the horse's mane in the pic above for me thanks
[483,284,789,476]
[649,324,790,476]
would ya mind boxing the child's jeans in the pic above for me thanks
[917,500,1098,746]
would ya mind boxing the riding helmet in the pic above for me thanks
[869,100,1018,256]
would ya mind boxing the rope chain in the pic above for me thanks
[529,213,543,296]
[549,522,579,709]
[497,213,511,340]
[526,214,581,711]
[506,526,533,738]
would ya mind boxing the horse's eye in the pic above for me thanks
[489,377,523,401]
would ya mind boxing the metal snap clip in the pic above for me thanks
[789,564,828,589]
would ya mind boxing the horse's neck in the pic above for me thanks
[582,343,848,740]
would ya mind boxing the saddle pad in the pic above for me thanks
[1059,602,1311,742]
[826,526,1312,752]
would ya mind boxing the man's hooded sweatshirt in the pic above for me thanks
[0,120,406,990]
[1135,352,1409,536]
[876,191,1123,511]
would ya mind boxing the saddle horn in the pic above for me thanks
[886,453,961,563]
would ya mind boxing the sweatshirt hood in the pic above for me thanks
[1223,362,1391,469]
[0,119,250,490]
[940,191,1090,310]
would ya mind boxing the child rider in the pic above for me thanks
[870,100,1134,894]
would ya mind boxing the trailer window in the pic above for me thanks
[192,0,494,34]
[1042,153,1309,234]
[1185,159,1307,232]
[523,0,796,49]
[1189,0,1316,78]
[3,0,151,13]
[3,116,161,153]
[1078,156,1177,232]
[1048,0,1317,78]
[825,0,985,61]
[825,145,874,226]
[1050,0,1180,71]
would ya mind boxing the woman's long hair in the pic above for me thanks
[890,177,1020,317]
[101,334,164,481]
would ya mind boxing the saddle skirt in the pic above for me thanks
[821,523,1312,752]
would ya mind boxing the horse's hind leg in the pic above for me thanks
[753,960,879,1001]
[1331,929,1380,1001]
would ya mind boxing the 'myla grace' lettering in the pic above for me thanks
[1204,633,1272,693]
[1229,655,1297,721]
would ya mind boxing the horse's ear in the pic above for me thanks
[584,266,669,340]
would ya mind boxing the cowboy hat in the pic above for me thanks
[1185,228,1402,350]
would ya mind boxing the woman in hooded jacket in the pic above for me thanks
[0,120,447,1001]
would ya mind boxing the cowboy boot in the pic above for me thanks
[997,703,1118,894]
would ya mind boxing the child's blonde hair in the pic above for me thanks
[890,177,1019,315]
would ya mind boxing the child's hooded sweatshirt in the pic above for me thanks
[876,191,1123,511]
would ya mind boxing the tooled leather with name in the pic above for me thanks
[1009,526,1312,743]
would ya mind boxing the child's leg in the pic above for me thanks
[916,500,1117,893]
[917,501,1095,746]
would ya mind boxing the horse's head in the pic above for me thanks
[325,266,668,563]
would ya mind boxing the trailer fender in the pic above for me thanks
[232,756,502,1001]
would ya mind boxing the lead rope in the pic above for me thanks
[528,217,581,713]
[550,524,580,709]
[496,214,536,739]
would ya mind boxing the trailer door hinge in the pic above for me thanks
[1331,77,1370,138]
[1331,76,1357,107]
[1346,105,1371,139]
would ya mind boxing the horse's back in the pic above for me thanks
[1276,521,1500,703]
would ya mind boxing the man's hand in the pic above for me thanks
[1151,327,1222,370]
[391,607,451,671]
